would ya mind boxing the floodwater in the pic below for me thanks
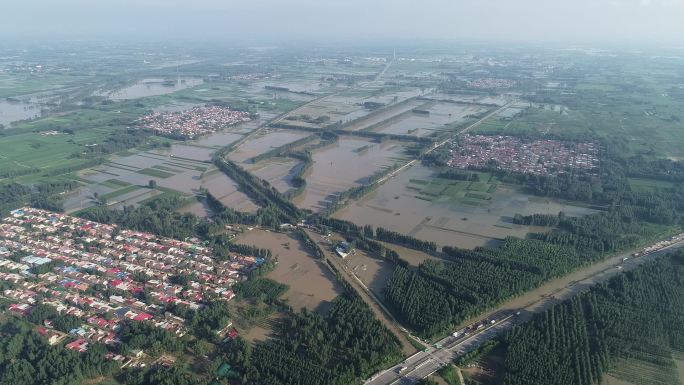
[68,117,261,214]
[335,164,597,249]
[236,229,344,314]
[178,198,215,218]
[201,172,260,213]
[0,99,43,127]
[343,99,426,131]
[227,130,310,163]
[294,138,408,212]
[374,102,488,137]
[106,78,203,100]
[63,184,117,213]
[72,150,259,214]
[378,242,446,268]
[344,250,394,296]
[152,101,201,113]
[108,188,160,211]
[194,131,245,148]
[247,158,301,194]
[154,144,215,162]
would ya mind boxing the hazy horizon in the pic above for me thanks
[3,0,684,45]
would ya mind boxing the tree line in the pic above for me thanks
[499,251,684,385]
[213,292,402,385]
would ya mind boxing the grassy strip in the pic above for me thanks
[102,179,131,188]
[100,185,142,200]
[438,365,463,385]
[137,168,174,179]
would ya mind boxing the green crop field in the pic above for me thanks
[100,185,143,200]
[137,168,175,178]
[0,131,99,174]
[408,174,499,205]
[628,177,677,192]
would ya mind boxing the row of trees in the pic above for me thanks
[247,134,318,164]
[0,318,118,385]
[499,251,684,385]
[319,164,401,216]
[385,236,594,337]
[375,227,438,253]
[213,157,301,222]
[0,181,79,218]
[215,293,402,385]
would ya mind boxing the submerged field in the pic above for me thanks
[335,164,597,249]
[236,229,344,314]
[294,137,409,212]
[57,115,265,214]
[227,129,311,163]
[371,101,489,137]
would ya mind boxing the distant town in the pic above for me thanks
[447,134,600,176]
[135,105,251,139]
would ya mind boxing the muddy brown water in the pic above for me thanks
[236,230,344,314]
[344,250,394,295]
[201,172,260,213]
[335,164,596,249]
[294,137,408,212]
[247,158,301,194]
[227,130,311,163]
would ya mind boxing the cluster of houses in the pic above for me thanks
[136,105,251,139]
[448,134,600,176]
[0,207,263,355]
[466,78,517,89]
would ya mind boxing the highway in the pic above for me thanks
[364,238,684,385]
[374,58,394,82]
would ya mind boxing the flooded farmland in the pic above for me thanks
[246,157,301,194]
[372,102,489,137]
[281,87,424,129]
[294,137,409,212]
[201,172,260,213]
[344,250,394,296]
[227,130,311,163]
[64,118,263,214]
[342,99,426,131]
[335,164,597,249]
[236,229,343,314]
[0,98,43,127]
[104,77,203,100]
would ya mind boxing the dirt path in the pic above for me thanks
[456,366,465,385]
[304,229,417,356]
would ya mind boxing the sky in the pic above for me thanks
[4,0,684,44]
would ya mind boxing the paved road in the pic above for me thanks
[374,59,394,82]
[364,239,684,385]
[305,229,418,356]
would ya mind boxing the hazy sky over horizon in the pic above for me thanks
[4,0,684,44]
